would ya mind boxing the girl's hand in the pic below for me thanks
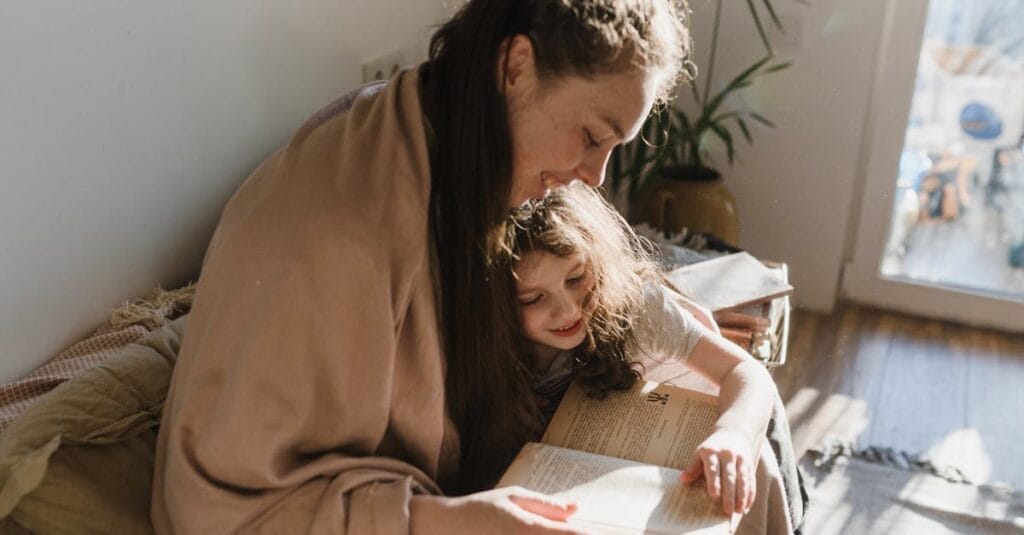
[680,427,756,516]
[410,486,582,534]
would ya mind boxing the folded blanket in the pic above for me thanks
[0,285,193,434]
[0,325,149,434]
[0,317,186,534]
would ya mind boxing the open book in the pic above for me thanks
[497,380,731,534]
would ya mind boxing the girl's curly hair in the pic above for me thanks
[504,183,661,398]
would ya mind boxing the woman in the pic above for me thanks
[152,0,691,532]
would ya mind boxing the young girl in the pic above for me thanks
[504,182,777,518]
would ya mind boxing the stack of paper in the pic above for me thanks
[665,252,793,366]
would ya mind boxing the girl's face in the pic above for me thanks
[501,36,660,207]
[515,250,594,358]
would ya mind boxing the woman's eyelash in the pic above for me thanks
[521,294,543,306]
[584,130,600,149]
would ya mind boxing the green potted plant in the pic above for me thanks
[609,0,803,245]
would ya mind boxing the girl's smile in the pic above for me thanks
[551,318,583,337]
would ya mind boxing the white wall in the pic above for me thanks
[685,0,888,312]
[0,1,445,383]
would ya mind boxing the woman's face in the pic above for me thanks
[515,250,594,358]
[502,36,661,207]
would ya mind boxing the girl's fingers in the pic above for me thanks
[735,456,750,513]
[720,457,737,515]
[681,454,704,484]
[745,463,757,514]
[703,454,721,499]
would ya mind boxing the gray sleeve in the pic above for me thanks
[630,283,705,364]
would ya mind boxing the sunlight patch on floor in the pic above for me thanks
[786,387,871,456]
[924,427,994,484]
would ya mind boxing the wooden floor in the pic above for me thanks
[773,302,1024,490]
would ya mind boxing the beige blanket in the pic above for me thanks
[152,67,454,533]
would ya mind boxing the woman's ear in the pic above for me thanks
[497,34,537,98]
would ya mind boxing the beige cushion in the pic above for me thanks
[0,317,184,534]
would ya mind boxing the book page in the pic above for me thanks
[542,381,719,471]
[498,442,728,535]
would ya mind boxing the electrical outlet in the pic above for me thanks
[362,48,405,83]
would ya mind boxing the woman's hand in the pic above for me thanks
[410,486,581,534]
[680,427,756,516]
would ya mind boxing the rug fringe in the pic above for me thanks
[808,437,975,485]
[109,283,196,331]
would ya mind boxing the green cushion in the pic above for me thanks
[0,317,184,535]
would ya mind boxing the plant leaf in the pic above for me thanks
[761,0,785,33]
[674,109,692,134]
[630,120,653,183]
[673,110,697,166]
[745,0,774,56]
[735,116,753,144]
[711,111,740,123]
[708,59,788,119]
[749,111,777,128]
[689,79,703,106]
[673,126,686,164]
[703,0,725,104]
[636,110,673,189]
[648,113,673,167]
[709,123,735,164]
[675,110,704,167]
[703,56,772,119]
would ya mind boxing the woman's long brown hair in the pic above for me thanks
[420,0,691,493]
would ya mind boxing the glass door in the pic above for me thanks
[844,0,1024,332]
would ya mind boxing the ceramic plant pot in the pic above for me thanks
[632,166,740,246]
